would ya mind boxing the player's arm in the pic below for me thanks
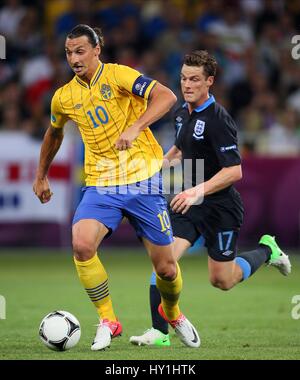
[162,145,182,168]
[203,165,242,195]
[115,79,177,150]
[33,126,64,203]
[33,90,68,204]
[171,165,242,214]
[133,83,177,131]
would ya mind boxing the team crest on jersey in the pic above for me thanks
[101,84,111,99]
[193,120,205,140]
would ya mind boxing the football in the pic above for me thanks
[39,310,81,351]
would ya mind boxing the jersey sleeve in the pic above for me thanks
[114,64,157,100]
[209,113,241,167]
[50,90,70,128]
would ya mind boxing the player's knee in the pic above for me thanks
[210,276,233,291]
[72,238,95,261]
[156,262,177,281]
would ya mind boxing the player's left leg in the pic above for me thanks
[143,238,200,348]
[130,238,192,346]
[143,238,180,321]
[125,192,200,348]
[150,237,191,339]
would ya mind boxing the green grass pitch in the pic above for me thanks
[0,249,299,360]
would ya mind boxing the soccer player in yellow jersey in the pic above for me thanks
[33,24,200,351]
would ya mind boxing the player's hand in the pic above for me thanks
[33,176,53,204]
[115,125,140,151]
[170,185,204,214]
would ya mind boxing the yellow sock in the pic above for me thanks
[74,253,116,321]
[156,262,182,321]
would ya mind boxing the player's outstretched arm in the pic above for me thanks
[115,83,177,150]
[33,126,64,204]
[139,82,177,128]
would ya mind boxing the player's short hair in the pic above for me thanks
[67,24,104,48]
[183,50,217,78]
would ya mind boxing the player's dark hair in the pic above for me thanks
[67,24,104,48]
[183,50,217,78]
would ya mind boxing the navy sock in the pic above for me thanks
[235,246,271,280]
[150,272,169,335]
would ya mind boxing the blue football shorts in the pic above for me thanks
[72,172,173,246]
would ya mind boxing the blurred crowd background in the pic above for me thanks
[1,0,300,248]
[1,0,300,155]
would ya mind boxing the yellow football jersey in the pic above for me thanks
[51,62,163,186]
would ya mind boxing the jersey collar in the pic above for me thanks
[91,62,104,87]
[75,62,104,89]
[182,94,215,113]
